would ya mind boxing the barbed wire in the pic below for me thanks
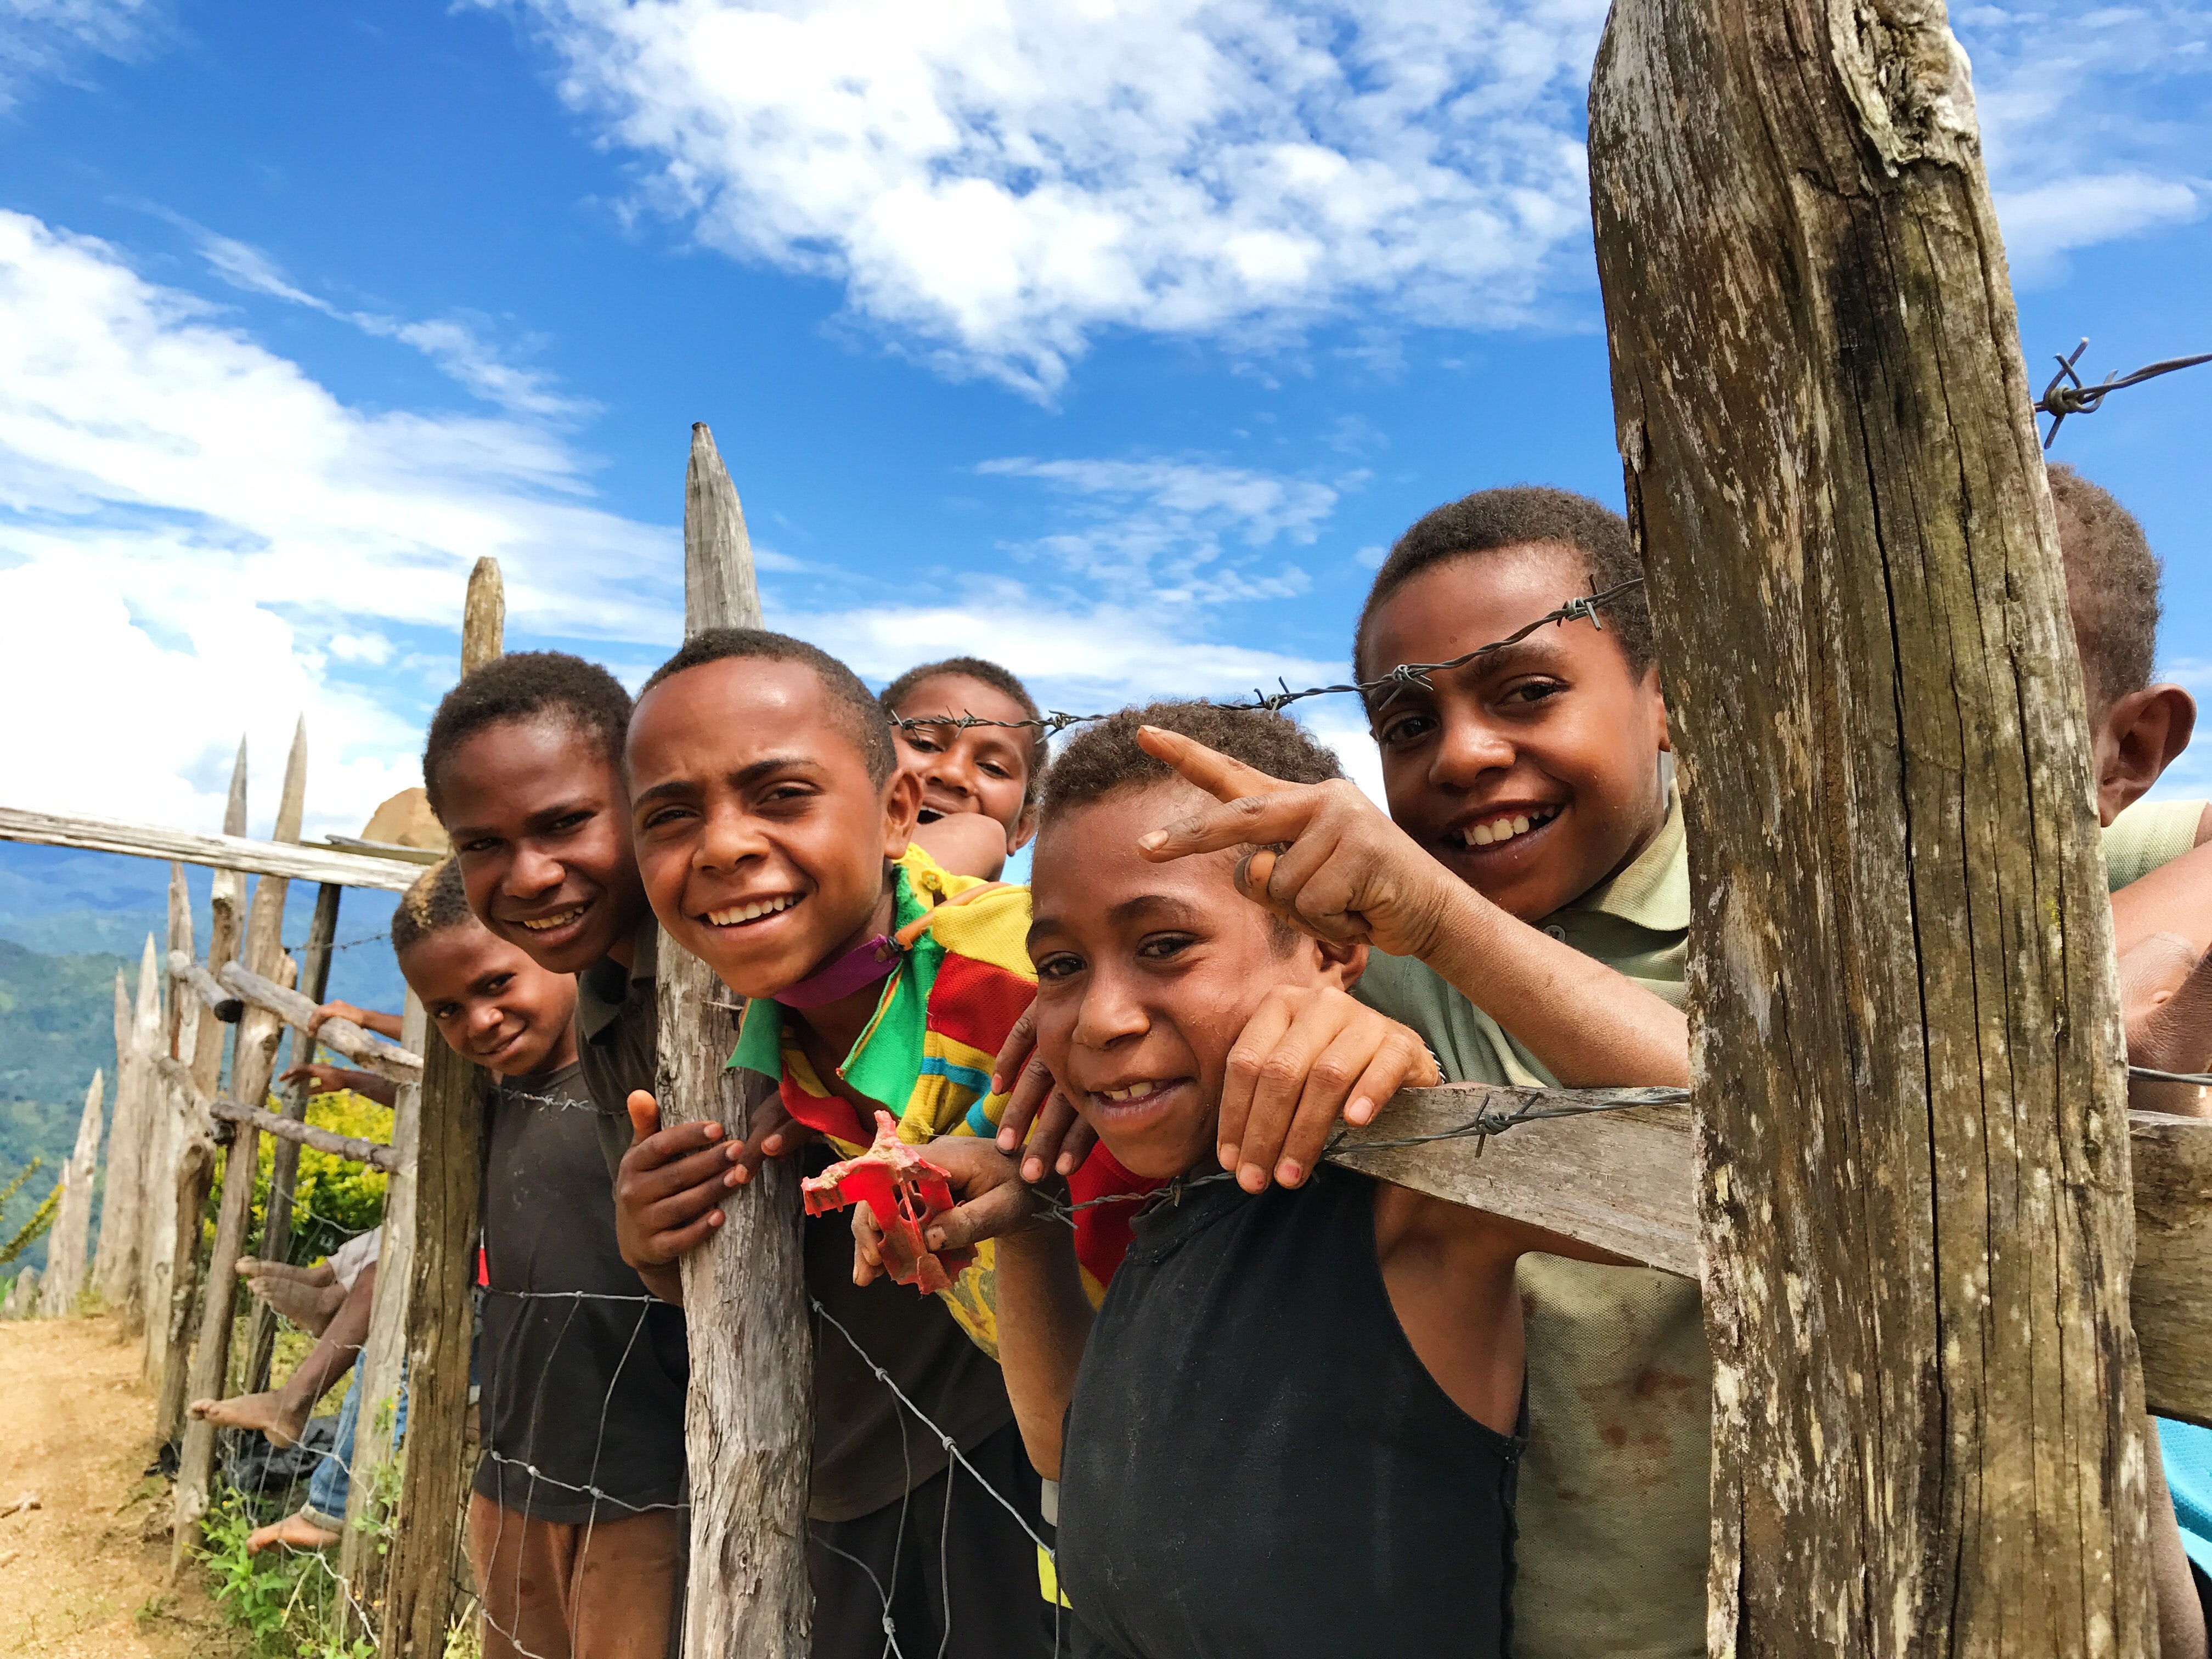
[888,579,1646,738]
[2038,338,2212,448]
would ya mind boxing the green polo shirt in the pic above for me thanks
[1356,790,1704,1659]
[2106,796,2209,890]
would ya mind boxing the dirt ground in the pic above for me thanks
[0,1313,243,1659]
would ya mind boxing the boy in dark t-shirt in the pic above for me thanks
[392,859,687,1659]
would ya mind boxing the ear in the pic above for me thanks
[1008,801,1039,855]
[2096,685,2197,826]
[882,768,924,860]
[1646,665,1672,755]
[1312,934,1369,991]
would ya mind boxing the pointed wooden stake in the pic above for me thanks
[461,556,505,677]
[39,1070,105,1316]
[92,968,142,1308]
[663,422,811,1658]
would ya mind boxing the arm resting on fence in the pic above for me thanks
[218,960,422,1082]
[1326,1081,2212,1429]
[167,951,244,1023]
[205,1098,401,1173]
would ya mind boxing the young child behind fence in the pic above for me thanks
[393,858,688,1659]
[850,701,1624,1657]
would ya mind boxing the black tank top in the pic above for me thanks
[1056,1164,1521,1659]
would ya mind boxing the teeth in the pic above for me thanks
[521,907,585,932]
[706,895,798,927]
[1098,1082,1159,1104]
[1463,811,1553,849]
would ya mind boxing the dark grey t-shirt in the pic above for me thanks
[570,923,1014,1523]
[473,1062,690,1523]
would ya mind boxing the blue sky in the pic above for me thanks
[2,0,2208,845]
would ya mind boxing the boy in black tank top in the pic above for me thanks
[850,703,1628,1658]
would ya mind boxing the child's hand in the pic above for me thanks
[1220,988,1441,1192]
[2123,933,2212,1116]
[851,1136,1050,1287]
[307,1000,404,1041]
[1132,726,1457,962]
[613,1091,740,1269]
[280,1060,359,1094]
[991,1001,1099,1182]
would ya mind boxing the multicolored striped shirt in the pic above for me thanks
[728,845,1039,1356]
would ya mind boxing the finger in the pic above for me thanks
[728,1107,810,1185]
[998,1049,1056,1157]
[1051,1112,1098,1178]
[924,1181,1039,1254]
[1135,726,1298,805]
[1217,994,1296,1174]
[650,1208,724,1260]
[989,1000,1040,1103]
[627,1090,663,1144]
[1235,1001,1352,1192]
[640,1171,735,1236]
[625,1130,733,1198]
[851,1203,886,1282]
[1277,1025,1401,1187]
[1136,793,1320,864]
[1022,1085,1082,1182]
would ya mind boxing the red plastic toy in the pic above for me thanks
[800,1110,975,1294]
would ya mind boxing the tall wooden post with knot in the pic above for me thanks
[1589,0,2150,1652]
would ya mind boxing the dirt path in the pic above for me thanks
[0,1314,242,1659]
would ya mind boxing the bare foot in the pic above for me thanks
[235,1259,336,1286]
[188,1390,308,1449]
[247,1511,341,1554]
[242,1272,345,1333]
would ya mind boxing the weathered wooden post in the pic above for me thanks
[92,966,145,1308]
[1588,2,2148,1652]
[146,740,247,1394]
[244,877,343,1393]
[174,718,309,1562]
[660,422,814,1657]
[38,1070,104,1316]
[376,556,501,1659]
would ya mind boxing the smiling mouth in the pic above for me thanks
[518,905,587,933]
[1090,1080,1183,1110]
[702,894,800,927]
[1452,808,1559,850]
[916,807,943,824]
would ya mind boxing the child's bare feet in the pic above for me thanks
[247,1510,341,1554]
[240,1268,345,1332]
[189,1390,309,1449]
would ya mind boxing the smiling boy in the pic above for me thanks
[882,656,1047,882]
[855,702,1593,1659]
[614,627,1054,1658]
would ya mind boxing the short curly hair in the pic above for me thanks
[423,653,633,820]
[390,857,476,958]
[879,656,1051,807]
[1355,485,1655,682]
[639,628,895,786]
[2049,464,2162,710]
[1041,701,1344,819]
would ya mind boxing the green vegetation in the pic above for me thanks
[206,1091,392,1266]
[0,938,136,1257]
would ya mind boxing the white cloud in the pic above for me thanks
[0,209,683,837]
[508,0,1608,393]
[1960,2,2212,274]
[0,0,146,108]
[976,453,1348,602]
[195,227,588,420]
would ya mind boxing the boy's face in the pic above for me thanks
[627,657,922,998]
[890,673,1037,852]
[1028,782,1360,1181]
[439,716,647,975]
[399,924,578,1076]
[1362,543,1670,922]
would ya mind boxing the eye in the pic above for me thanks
[457,834,501,856]
[1035,951,1085,982]
[1136,932,1198,962]
[640,803,695,831]
[1375,709,1438,748]
[981,762,1011,779]
[549,810,592,834]
[484,974,512,995]
[904,731,942,754]
[1500,679,1568,707]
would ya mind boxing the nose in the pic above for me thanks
[469,1001,505,1040]
[1071,963,1150,1054]
[1429,699,1515,792]
[506,843,565,901]
[696,798,768,871]
[923,746,978,806]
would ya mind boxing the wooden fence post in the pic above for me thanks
[174,718,309,1562]
[92,967,144,1310]
[661,422,812,1657]
[147,740,248,1403]
[38,1070,104,1316]
[245,878,343,1393]
[377,556,501,1659]
[342,991,426,1623]
[1589,4,2148,1652]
